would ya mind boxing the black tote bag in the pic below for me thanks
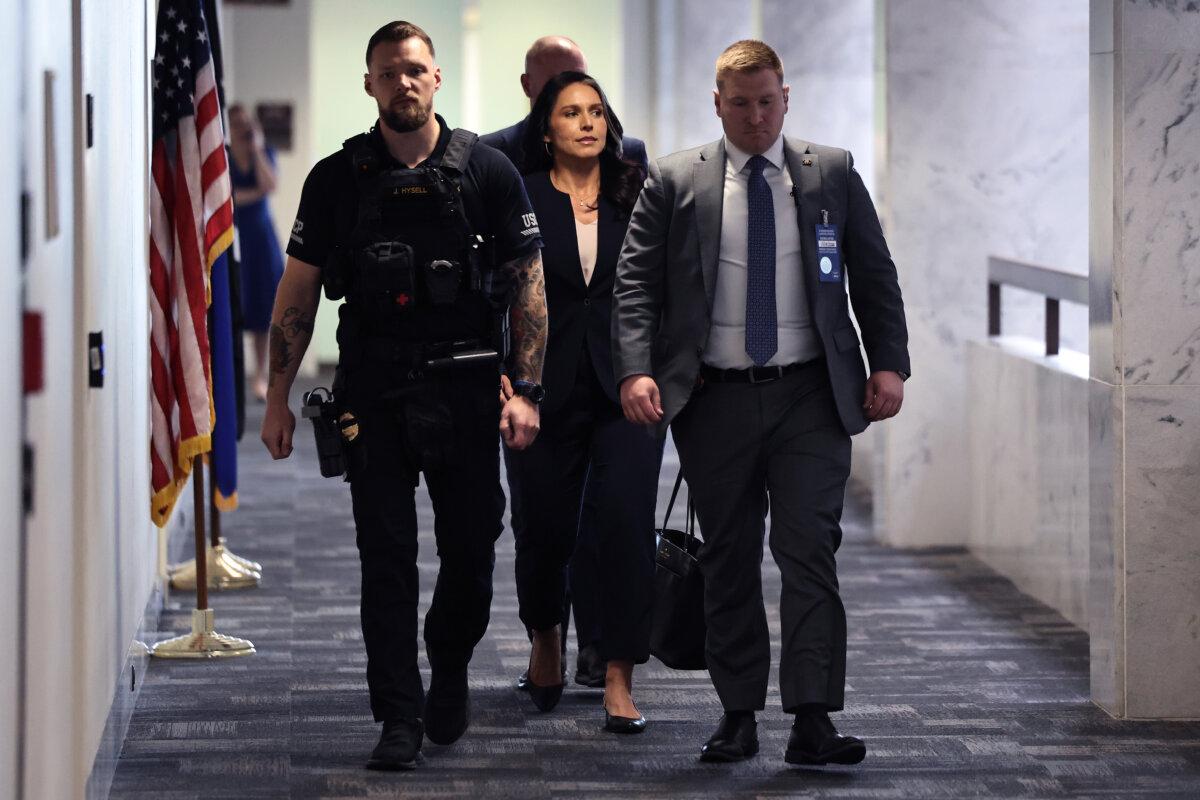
[650,473,707,670]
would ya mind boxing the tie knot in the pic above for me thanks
[747,154,769,175]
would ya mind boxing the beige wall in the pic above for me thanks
[475,0,624,135]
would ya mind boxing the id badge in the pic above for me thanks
[816,213,842,283]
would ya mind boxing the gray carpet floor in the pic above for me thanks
[110,384,1200,799]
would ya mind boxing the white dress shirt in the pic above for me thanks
[702,135,821,369]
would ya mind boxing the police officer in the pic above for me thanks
[260,20,547,771]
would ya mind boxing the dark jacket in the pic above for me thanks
[481,116,649,174]
[612,138,910,438]
[523,171,631,415]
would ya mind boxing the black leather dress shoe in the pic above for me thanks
[574,644,607,688]
[699,713,758,762]
[604,708,647,734]
[366,718,423,771]
[424,668,469,745]
[785,711,866,766]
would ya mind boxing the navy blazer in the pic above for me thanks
[481,116,649,174]
[522,171,630,415]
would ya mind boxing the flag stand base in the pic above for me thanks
[217,537,262,573]
[150,608,255,660]
[169,542,261,591]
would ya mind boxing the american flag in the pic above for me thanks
[149,0,233,526]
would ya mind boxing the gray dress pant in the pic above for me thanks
[670,360,851,713]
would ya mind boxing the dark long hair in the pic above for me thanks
[520,71,646,216]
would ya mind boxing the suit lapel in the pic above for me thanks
[693,140,725,308]
[784,139,820,318]
[593,197,620,287]
[538,177,586,291]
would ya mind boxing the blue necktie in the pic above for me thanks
[745,154,777,366]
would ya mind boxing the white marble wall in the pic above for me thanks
[876,1,1089,547]
[649,0,755,155]
[967,339,1089,630]
[762,0,875,194]
[1090,0,1200,719]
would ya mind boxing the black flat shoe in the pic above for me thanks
[575,643,607,688]
[785,711,866,766]
[366,718,423,771]
[527,678,565,712]
[699,712,758,763]
[424,667,469,745]
[604,708,647,734]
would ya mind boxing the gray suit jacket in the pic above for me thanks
[612,137,910,438]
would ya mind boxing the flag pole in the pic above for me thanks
[167,466,260,591]
[208,488,263,587]
[151,458,255,659]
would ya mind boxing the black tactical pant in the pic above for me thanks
[345,367,503,723]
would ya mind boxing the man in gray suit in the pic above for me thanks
[613,40,909,766]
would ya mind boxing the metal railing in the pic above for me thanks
[987,257,1088,356]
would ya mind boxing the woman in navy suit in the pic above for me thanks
[506,71,663,732]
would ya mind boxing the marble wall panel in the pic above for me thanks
[1117,47,1200,387]
[1122,385,1200,717]
[1090,0,1200,720]
[1121,0,1200,52]
[763,0,875,192]
[655,0,754,154]
[878,0,1088,546]
[1088,379,1124,716]
[967,340,1089,630]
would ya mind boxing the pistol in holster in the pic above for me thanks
[301,387,361,480]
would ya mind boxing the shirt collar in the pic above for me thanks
[723,134,785,174]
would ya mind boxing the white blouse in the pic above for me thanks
[575,217,598,286]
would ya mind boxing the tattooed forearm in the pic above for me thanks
[505,251,548,383]
[267,305,315,389]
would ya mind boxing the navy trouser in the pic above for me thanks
[507,350,663,663]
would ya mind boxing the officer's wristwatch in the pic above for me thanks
[512,380,546,405]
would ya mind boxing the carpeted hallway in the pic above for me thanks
[109,387,1200,799]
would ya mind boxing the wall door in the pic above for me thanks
[1,0,25,797]
[21,0,81,794]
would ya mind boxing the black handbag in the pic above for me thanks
[650,473,707,670]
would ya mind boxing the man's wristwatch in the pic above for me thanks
[512,380,546,404]
[896,370,910,381]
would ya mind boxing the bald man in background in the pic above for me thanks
[482,35,648,172]
[482,35,649,693]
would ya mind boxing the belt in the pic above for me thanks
[361,337,489,365]
[699,359,822,384]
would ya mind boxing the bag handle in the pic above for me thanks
[661,471,684,530]
[661,471,702,545]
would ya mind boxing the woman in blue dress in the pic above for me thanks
[228,104,285,401]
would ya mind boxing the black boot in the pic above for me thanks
[366,718,423,771]
[785,710,866,766]
[424,666,470,745]
[699,711,758,763]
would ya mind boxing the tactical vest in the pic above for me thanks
[325,128,513,368]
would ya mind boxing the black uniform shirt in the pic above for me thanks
[287,114,541,270]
